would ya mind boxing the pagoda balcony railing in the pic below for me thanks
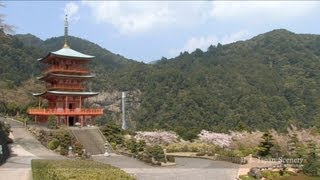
[44,66,89,74]
[47,84,86,90]
[28,108,104,116]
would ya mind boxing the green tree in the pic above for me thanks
[287,133,306,158]
[47,115,57,129]
[303,141,320,177]
[258,131,275,157]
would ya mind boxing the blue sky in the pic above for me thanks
[2,1,320,63]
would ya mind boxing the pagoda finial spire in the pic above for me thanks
[63,14,69,48]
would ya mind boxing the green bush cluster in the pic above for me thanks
[100,124,125,147]
[0,121,12,144]
[239,175,257,180]
[31,159,135,180]
[303,141,320,177]
[166,155,175,162]
[47,115,58,129]
[47,138,59,150]
[195,152,205,156]
[73,141,84,156]
[53,130,72,155]
[145,145,166,163]
[125,138,146,154]
[261,170,296,179]
[0,121,11,165]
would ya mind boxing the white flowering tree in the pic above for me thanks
[198,130,232,148]
[135,131,179,145]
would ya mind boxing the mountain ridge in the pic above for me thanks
[1,29,320,139]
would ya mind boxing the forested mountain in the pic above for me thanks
[1,29,320,139]
[100,29,320,139]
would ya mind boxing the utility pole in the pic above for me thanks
[121,92,127,130]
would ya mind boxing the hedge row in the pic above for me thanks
[0,121,10,165]
[31,159,135,180]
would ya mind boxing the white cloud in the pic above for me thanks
[81,1,320,36]
[64,2,80,22]
[170,30,250,56]
[211,1,320,21]
[81,1,211,35]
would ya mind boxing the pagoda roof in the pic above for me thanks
[32,91,99,97]
[38,73,95,80]
[38,47,94,61]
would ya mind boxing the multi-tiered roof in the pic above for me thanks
[28,15,103,126]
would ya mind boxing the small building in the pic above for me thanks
[28,15,103,127]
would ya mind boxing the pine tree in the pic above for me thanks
[303,140,320,177]
[258,131,275,157]
[287,133,305,158]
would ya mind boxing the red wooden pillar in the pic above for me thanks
[65,96,68,111]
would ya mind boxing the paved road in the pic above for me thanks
[1,117,240,180]
[0,117,63,180]
[93,154,240,180]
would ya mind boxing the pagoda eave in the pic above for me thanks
[38,73,95,80]
[38,47,95,62]
[32,91,99,98]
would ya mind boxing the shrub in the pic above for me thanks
[196,152,205,156]
[54,130,71,155]
[47,138,59,150]
[31,159,135,180]
[261,170,293,179]
[167,155,175,162]
[145,145,166,163]
[239,175,256,180]
[111,142,117,149]
[207,152,214,156]
[142,154,152,164]
[125,139,139,154]
[60,148,68,156]
[73,141,84,156]
[47,115,57,129]
[137,140,146,152]
[0,121,12,144]
[100,124,125,146]
[0,123,10,165]
[302,141,320,177]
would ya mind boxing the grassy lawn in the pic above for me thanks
[32,159,135,180]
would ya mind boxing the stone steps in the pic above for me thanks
[71,128,106,155]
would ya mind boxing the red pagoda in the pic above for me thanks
[28,15,103,127]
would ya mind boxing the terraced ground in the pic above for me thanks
[0,117,240,180]
[0,117,64,180]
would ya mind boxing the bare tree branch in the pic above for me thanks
[0,2,15,34]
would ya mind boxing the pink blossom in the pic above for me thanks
[135,131,179,145]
